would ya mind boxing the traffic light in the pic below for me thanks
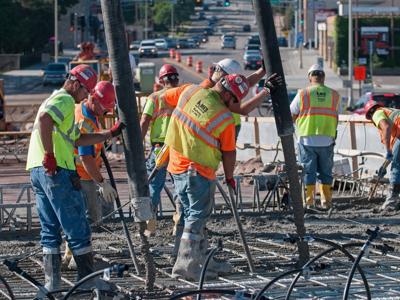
[195,0,203,7]
[224,0,230,6]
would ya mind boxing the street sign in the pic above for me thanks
[358,57,367,65]
[354,66,367,81]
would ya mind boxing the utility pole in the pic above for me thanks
[54,0,58,62]
[145,0,149,39]
[100,0,155,290]
[171,1,175,37]
[253,0,310,266]
[348,0,354,107]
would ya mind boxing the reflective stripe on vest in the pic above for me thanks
[178,85,203,109]
[298,87,338,118]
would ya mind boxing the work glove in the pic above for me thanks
[43,152,57,175]
[264,73,284,94]
[98,180,118,203]
[226,177,236,194]
[377,165,387,178]
[109,121,126,138]
[386,150,393,162]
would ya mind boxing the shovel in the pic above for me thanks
[368,159,391,201]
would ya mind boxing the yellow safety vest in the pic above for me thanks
[148,89,174,143]
[296,84,339,138]
[165,85,234,170]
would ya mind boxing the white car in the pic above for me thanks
[139,40,158,58]
[155,38,168,50]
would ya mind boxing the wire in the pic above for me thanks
[0,274,15,300]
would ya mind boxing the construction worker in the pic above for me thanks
[62,81,118,270]
[140,64,179,235]
[291,64,340,210]
[26,64,124,292]
[161,73,278,281]
[365,100,400,211]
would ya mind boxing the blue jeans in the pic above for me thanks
[30,167,92,255]
[172,172,215,236]
[298,143,334,185]
[391,139,400,184]
[146,147,167,210]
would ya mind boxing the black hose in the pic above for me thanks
[169,289,257,300]
[62,264,128,300]
[197,241,222,300]
[0,274,15,300]
[284,238,371,300]
[343,227,380,300]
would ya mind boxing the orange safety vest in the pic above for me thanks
[165,85,234,170]
[74,102,103,180]
[378,107,400,150]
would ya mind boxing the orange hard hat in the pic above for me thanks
[92,81,116,110]
[221,74,249,101]
[364,99,383,120]
[69,64,97,92]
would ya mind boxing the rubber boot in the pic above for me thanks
[172,238,216,281]
[380,184,400,211]
[320,184,333,209]
[169,225,184,265]
[43,254,61,292]
[305,185,315,208]
[199,230,232,275]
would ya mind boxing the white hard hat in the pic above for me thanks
[214,58,242,74]
[308,64,324,75]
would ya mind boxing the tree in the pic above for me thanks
[152,0,195,33]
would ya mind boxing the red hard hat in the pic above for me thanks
[159,64,178,79]
[364,99,383,120]
[92,81,116,110]
[69,64,97,92]
[221,74,249,101]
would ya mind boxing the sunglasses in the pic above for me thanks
[310,71,324,77]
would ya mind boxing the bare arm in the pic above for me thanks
[140,114,152,141]
[75,131,111,147]
[246,67,266,87]
[81,155,104,183]
[222,150,236,179]
[39,112,55,153]
[379,119,392,151]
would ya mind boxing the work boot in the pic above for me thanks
[169,225,184,265]
[172,239,217,281]
[43,254,61,292]
[320,184,333,210]
[380,184,400,212]
[305,185,315,208]
[199,230,232,275]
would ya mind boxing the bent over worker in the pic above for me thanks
[365,100,400,211]
[26,64,124,292]
[291,64,340,209]
[140,64,179,235]
[161,74,256,281]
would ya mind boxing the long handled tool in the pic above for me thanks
[368,159,390,201]
[100,148,141,275]
[227,184,256,273]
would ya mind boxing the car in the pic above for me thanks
[216,0,223,6]
[247,34,261,46]
[155,38,168,50]
[277,36,288,47]
[243,24,251,32]
[139,40,158,58]
[166,38,177,49]
[243,50,263,70]
[176,39,190,49]
[193,34,208,44]
[221,35,236,49]
[187,38,199,48]
[245,44,261,51]
[129,40,141,50]
[348,92,400,115]
[42,62,68,86]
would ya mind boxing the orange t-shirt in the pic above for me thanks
[164,82,235,180]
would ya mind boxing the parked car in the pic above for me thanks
[129,40,141,50]
[221,35,236,49]
[176,39,190,49]
[243,24,251,32]
[155,38,168,50]
[348,92,400,115]
[42,62,68,86]
[139,40,158,58]
[277,36,288,47]
[243,50,263,70]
